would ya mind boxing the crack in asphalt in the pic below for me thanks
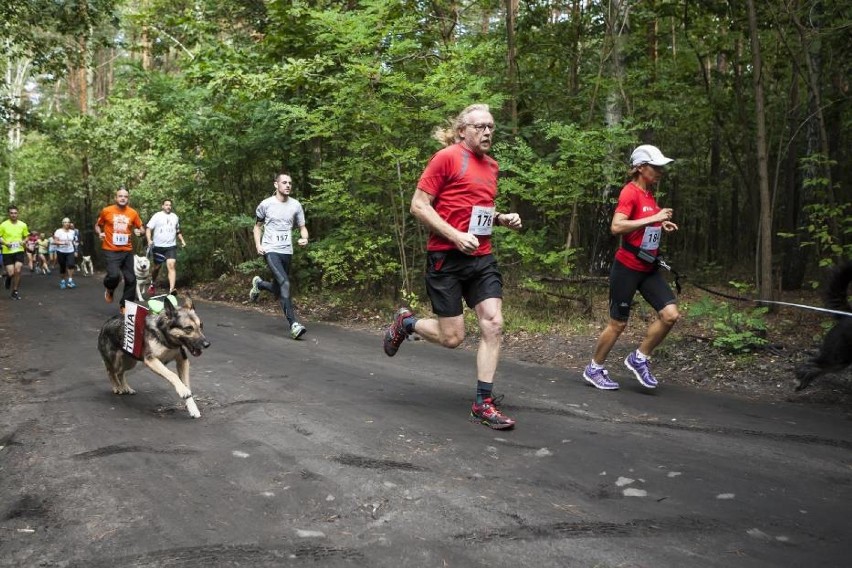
[71,444,199,460]
[333,453,428,472]
[453,515,725,542]
[68,543,363,567]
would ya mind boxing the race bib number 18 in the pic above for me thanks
[641,226,661,251]
[467,206,495,236]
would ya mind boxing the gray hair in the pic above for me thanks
[432,104,491,147]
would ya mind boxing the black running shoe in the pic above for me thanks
[10,290,21,300]
[383,307,413,357]
[470,398,516,430]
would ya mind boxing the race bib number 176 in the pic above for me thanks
[467,206,495,236]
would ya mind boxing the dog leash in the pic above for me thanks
[665,268,852,317]
[620,242,850,317]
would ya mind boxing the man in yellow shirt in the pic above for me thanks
[0,205,31,300]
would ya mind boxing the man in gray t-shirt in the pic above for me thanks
[249,172,310,339]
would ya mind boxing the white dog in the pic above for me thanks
[79,255,94,276]
[134,255,152,302]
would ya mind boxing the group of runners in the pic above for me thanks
[0,206,85,299]
[4,103,682,433]
[247,103,682,432]
[379,104,681,430]
[0,192,187,309]
[94,189,187,312]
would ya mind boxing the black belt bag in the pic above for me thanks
[621,241,658,264]
[620,241,682,294]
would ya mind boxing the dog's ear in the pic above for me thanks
[183,295,195,311]
[163,295,178,316]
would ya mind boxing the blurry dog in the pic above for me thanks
[134,254,152,301]
[96,295,211,418]
[795,262,852,390]
[79,255,94,276]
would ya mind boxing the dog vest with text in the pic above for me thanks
[122,301,148,360]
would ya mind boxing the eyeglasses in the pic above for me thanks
[467,123,496,132]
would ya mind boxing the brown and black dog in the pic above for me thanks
[97,296,210,417]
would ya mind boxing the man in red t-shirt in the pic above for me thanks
[94,187,144,310]
[382,104,523,430]
[582,145,681,391]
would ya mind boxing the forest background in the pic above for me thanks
[1,1,850,346]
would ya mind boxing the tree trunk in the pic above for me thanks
[746,0,773,301]
[568,0,582,95]
[590,0,630,275]
[604,0,627,129]
[505,0,519,135]
[4,51,31,203]
[77,3,96,258]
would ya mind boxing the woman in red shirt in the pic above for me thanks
[583,145,680,391]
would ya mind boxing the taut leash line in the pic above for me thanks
[664,267,851,317]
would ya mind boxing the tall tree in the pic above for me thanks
[746,0,773,301]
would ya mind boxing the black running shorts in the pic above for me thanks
[425,251,503,317]
[2,252,26,266]
[609,258,676,321]
[152,246,177,265]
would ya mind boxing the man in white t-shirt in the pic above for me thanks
[145,199,187,295]
[248,171,309,340]
[53,217,78,289]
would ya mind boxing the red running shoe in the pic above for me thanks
[470,398,516,430]
[383,307,413,357]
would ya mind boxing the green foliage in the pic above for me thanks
[2,0,850,299]
[799,202,852,267]
[687,296,769,354]
[401,288,420,312]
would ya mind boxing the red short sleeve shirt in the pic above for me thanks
[613,181,662,272]
[417,143,499,255]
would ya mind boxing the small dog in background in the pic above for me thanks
[134,254,152,302]
[79,255,94,276]
[795,261,852,390]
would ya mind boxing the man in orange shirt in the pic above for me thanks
[94,187,144,310]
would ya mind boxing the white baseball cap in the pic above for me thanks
[62,217,71,223]
[630,145,673,167]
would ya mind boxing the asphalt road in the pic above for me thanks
[1,271,850,567]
